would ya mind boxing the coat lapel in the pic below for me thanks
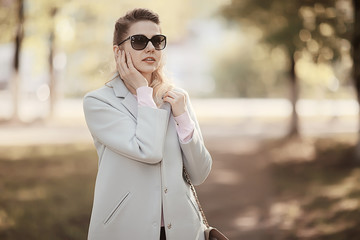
[108,73,172,120]
[109,74,138,119]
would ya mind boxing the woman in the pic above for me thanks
[83,8,212,240]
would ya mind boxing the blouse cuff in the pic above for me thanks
[136,86,157,109]
[174,110,195,143]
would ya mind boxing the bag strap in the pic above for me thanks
[183,167,210,228]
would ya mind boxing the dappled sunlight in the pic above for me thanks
[13,187,47,201]
[210,169,242,185]
[235,207,261,230]
[296,57,335,86]
[268,200,302,230]
[201,136,360,239]
[333,198,359,211]
[321,169,360,199]
[0,143,94,161]
[55,17,75,42]
[0,210,14,231]
[295,199,359,238]
[290,198,358,238]
[269,137,316,163]
[0,144,97,239]
[297,221,357,238]
[208,139,261,155]
[259,136,360,239]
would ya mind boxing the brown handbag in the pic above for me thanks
[183,168,229,240]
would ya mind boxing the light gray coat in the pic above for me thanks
[83,74,212,240]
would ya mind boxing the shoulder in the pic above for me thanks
[84,73,120,101]
[82,84,120,113]
[172,87,190,98]
[83,84,115,102]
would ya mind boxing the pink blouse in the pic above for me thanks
[134,86,195,143]
[133,86,195,227]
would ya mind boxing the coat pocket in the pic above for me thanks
[103,191,131,225]
[186,193,201,221]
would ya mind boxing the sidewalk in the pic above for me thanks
[0,98,358,146]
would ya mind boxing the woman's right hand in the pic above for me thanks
[116,50,148,90]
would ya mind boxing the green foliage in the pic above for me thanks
[216,0,354,98]
[0,0,18,43]
[212,42,289,98]
[222,0,353,60]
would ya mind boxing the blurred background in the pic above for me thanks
[1,0,360,239]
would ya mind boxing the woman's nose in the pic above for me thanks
[145,41,155,52]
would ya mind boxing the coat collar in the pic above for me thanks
[107,73,138,119]
[108,73,171,120]
[109,73,129,98]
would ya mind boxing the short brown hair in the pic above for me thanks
[113,8,160,45]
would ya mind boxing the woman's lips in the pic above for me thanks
[142,57,156,63]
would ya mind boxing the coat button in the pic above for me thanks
[164,188,168,194]
[167,223,172,229]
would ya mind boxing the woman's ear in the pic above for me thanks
[113,45,119,55]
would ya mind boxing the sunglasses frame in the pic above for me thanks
[117,34,167,50]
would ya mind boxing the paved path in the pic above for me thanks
[0,98,358,146]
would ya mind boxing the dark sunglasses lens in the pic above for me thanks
[131,35,148,50]
[151,35,166,50]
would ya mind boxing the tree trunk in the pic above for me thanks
[288,54,299,138]
[11,0,24,122]
[48,8,57,119]
[353,0,360,160]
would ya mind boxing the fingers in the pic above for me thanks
[163,90,187,117]
[120,50,128,71]
[163,90,186,106]
[117,51,126,76]
[116,51,148,89]
[125,51,135,70]
[163,90,185,100]
[162,95,174,104]
[118,50,137,74]
[117,50,131,79]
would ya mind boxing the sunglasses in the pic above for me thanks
[118,34,167,50]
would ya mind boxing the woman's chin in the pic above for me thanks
[138,66,158,75]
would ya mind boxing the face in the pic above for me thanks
[115,21,163,78]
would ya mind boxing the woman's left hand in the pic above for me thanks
[163,90,187,117]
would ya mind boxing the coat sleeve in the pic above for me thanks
[178,90,212,186]
[83,93,169,164]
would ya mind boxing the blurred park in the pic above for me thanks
[1,0,360,239]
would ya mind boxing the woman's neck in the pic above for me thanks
[143,72,152,85]
[124,73,153,95]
